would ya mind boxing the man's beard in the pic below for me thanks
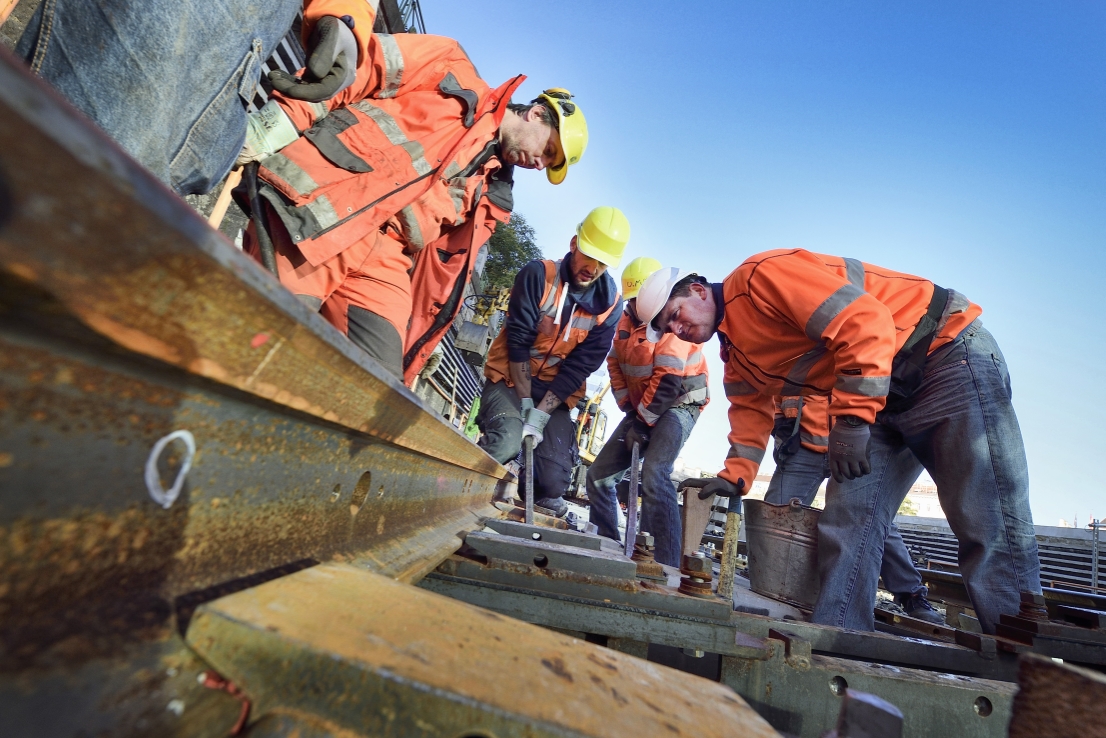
[569,271,598,290]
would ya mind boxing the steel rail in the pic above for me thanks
[0,48,511,671]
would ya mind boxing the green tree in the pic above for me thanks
[898,496,919,516]
[482,213,541,291]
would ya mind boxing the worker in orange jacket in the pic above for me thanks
[637,251,1041,634]
[477,207,627,517]
[768,395,943,624]
[238,7,589,381]
[585,258,709,566]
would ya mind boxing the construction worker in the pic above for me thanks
[20,2,587,383]
[477,207,627,517]
[234,23,588,381]
[636,251,1041,634]
[586,258,709,566]
[17,0,371,195]
[768,395,943,624]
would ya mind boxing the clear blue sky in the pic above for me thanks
[426,1,1105,527]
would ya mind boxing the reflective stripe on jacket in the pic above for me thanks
[262,29,522,383]
[609,308,709,426]
[773,395,830,454]
[485,260,620,407]
[262,34,522,267]
[718,249,981,487]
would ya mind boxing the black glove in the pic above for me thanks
[697,477,746,500]
[828,415,872,483]
[625,418,650,453]
[269,16,358,102]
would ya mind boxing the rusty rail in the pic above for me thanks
[0,46,511,672]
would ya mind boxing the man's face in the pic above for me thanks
[567,237,606,289]
[653,283,716,344]
[500,106,564,171]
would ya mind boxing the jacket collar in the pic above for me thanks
[711,282,726,337]
[558,254,619,316]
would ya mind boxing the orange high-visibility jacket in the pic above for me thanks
[261,17,523,380]
[773,395,830,454]
[485,260,621,407]
[718,249,981,488]
[609,306,709,426]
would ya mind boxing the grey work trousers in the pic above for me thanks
[476,380,577,500]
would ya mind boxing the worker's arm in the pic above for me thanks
[798,395,831,453]
[745,253,896,424]
[718,366,774,490]
[635,335,709,426]
[276,22,485,129]
[502,260,548,403]
[546,299,623,405]
[607,343,632,414]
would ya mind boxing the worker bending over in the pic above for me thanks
[586,258,709,566]
[230,13,588,381]
[478,208,627,517]
[637,251,1041,633]
[768,394,942,624]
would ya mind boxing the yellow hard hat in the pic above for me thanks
[576,206,630,269]
[621,257,663,299]
[536,88,588,185]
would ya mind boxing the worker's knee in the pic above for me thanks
[345,307,405,379]
[478,416,523,464]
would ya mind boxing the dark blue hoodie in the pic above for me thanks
[504,256,623,404]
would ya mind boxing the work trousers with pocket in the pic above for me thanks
[245,208,408,380]
[476,380,577,501]
[812,321,1041,634]
[18,0,300,195]
[585,406,698,567]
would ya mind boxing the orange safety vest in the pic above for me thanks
[609,308,709,426]
[773,395,830,454]
[259,33,523,381]
[485,260,620,407]
[718,249,981,487]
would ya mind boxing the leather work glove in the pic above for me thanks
[697,477,746,500]
[520,397,535,416]
[624,418,650,454]
[521,407,551,448]
[269,15,359,101]
[236,99,301,166]
[828,415,872,483]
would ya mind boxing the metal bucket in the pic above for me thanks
[744,498,822,610]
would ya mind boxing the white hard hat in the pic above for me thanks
[636,266,691,342]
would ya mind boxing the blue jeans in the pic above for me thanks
[765,446,925,597]
[586,406,698,567]
[17,0,301,194]
[813,322,1041,633]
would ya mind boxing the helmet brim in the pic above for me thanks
[576,233,622,268]
[546,161,567,185]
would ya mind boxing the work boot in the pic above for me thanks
[535,496,568,518]
[894,591,945,625]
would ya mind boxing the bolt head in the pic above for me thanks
[1020,591,1046,606]
[681,553,712,574]
[635,532,655,547]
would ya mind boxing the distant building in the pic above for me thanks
[904,481,944,519]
